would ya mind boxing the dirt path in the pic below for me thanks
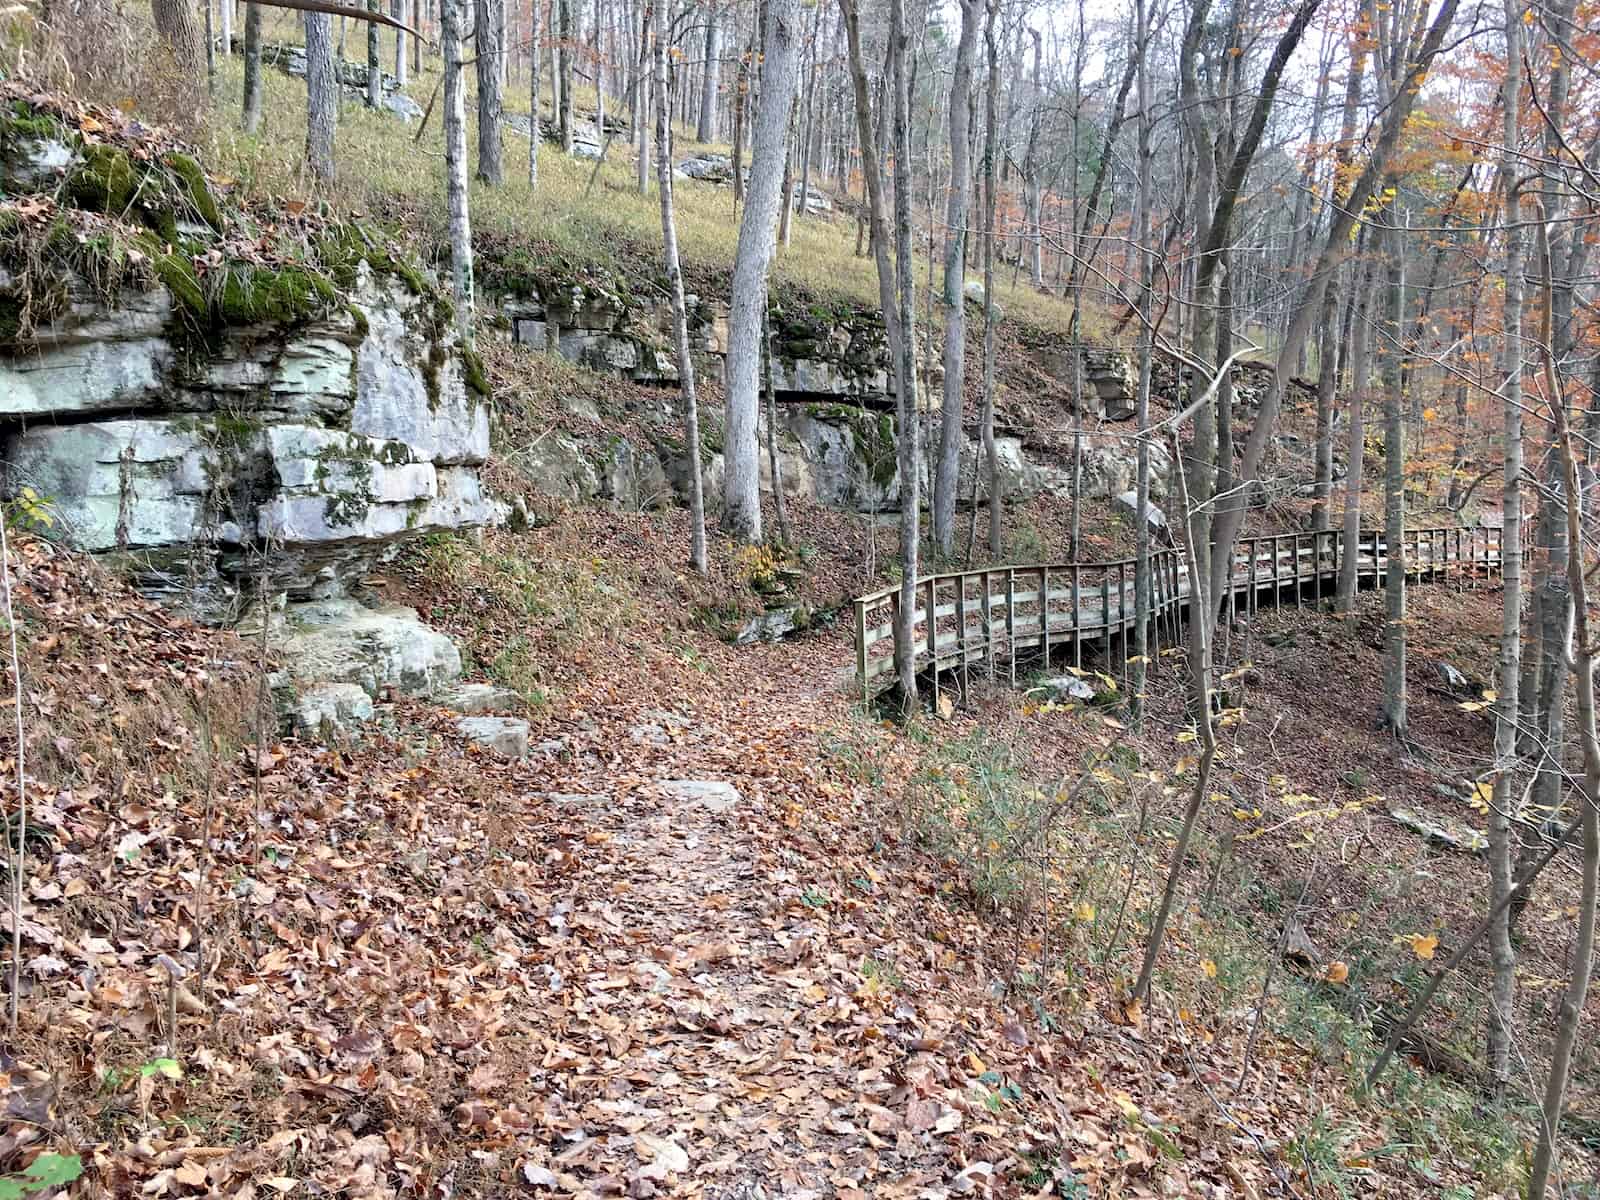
[513,672,978,1198]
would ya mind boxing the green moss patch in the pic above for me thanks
[162,152,224,231]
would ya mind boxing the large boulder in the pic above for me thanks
[275,598,462,698]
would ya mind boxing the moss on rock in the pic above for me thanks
[163,152,224,231]
[214,264,338,325]
[66,143,143,215]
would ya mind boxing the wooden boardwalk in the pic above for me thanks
[851,526,1507,702]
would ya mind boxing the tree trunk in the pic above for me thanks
[1130,0,1153,722]
[731,36,749,205]
[794,9,820,226]
[443,0,475,341]
[981,0,1000,559]
[932,0,981,558]
[636,2,651,194]
[698,4,720,143]
[394,0,407,86]
[1310,271,1341,532]
[529,0,542,186]
[777,96,797,247]
[153,0,205,82]
[840,0,914,708]
[722,0,802,543]
[1380,216,1406,735]
[888,0,920,715]
[476,0,505,182]
[1022,27,1042,289]
[763,303,793,543]
[559,0,574,154]
[654,0,707,574]
[367,0,382,107]
[1334,255,1375,614]
[241,2,264,132]
[304,10,337,181]
[1528,211,1600,1200]
[1486,0,1524,1090]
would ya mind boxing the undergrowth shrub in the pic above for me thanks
[9,3,207,137]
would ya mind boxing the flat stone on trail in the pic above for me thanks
[457,716,531,758]
[659,780,741,813]
[439,682,521,714]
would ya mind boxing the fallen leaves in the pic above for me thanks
[1398,932,1440,961]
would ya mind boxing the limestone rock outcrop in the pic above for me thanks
[2,95,494,737]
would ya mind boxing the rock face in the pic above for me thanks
[248,40,424,120]
[2,113,490,738]
[3,266,491,615]
[501,282,890,402]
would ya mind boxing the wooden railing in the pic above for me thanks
[851,526,1507,702]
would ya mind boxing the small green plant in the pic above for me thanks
[800,885,829,909]
[860,956,902,989]
[0,1153,83,1199]
[6,486,55,532]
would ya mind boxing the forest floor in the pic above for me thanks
[9,480,1595,1199]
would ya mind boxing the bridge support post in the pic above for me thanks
[955,576,968,687]
[1072,564,1082,670]
[855,599,869,704]
[1006,569,1016,687]
[1039,567,1051,670]
[981,570,994,680]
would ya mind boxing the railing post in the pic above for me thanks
[855,599,869,703]
[1072,563,1083,671]
[1151,550,1162,666]
[1101,572,1112,658]
[955,574,969,675]
[1246,537,1256,616]
[981,569,994,678]
[926,577,939,714]
[1119,560,1130,690]
[1041,566,1051,668]
[1294,533,1303,611]
[1006,567,1017,687]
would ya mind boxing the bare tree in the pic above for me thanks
[529,0,542,187]
[367,0,382,108]
[1486,0,1525,1091]
[394,0,407,86]
[1528,209,1600,1200]
[722,0,802,543]
[698,2,720,143]
[979,0,1000,559]
[242,2,265,131]
[152,0,205,79]
[931,0,982,559]
[654,0,708,574]
[304,10,337,181]
[887,0,919,712]
[1380,214,1406,735]
[1205,0,1459,631]
[840,0,914,704]
[1334,253,1376,614]
[443,0,475,340]
[476,0,505,183]
[558,0,575,154]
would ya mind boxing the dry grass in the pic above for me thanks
[165,17,1096,334]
